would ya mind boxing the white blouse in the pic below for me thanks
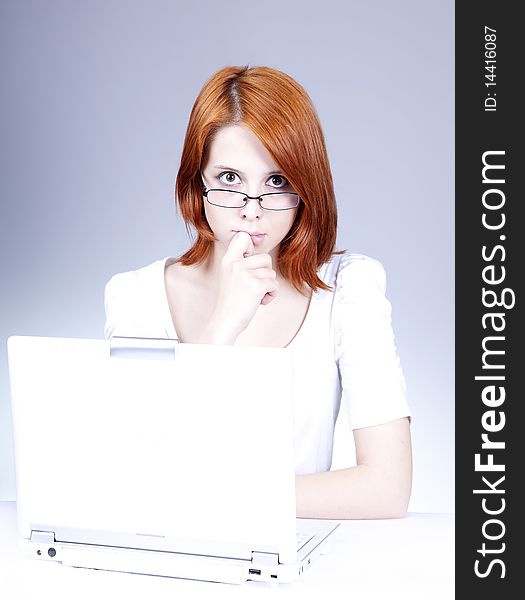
[104,252,411,475]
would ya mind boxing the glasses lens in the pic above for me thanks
[206,190,246,208]
[260,193,299,210]
[206,190,300,210]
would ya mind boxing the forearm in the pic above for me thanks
[296,463,412,520]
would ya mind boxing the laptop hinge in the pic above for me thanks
[251,551,279,567]
[109,336,179,360]
[31,530,56,544]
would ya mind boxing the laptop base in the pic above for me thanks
[20,532,336,585]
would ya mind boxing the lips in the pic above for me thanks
[233,230,267,246]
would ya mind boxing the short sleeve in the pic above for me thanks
[103,272,142,339]
[103,259,174,340]
[333,254,411,430]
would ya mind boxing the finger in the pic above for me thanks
[250,268,276,280]
[242,253,273,270]
[260,292,276,306]
[258,278,278,305]
[223,231,254,262]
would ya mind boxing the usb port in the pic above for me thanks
[249,569,261,575]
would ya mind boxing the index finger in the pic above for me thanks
[224,231,255,262]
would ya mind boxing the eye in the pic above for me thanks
[267,174,289,189]
[218,171,241,185]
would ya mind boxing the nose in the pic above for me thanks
[241,196,263,220]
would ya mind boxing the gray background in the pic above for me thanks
[0,0,454,512]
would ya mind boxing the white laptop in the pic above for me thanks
[7,335,339,585]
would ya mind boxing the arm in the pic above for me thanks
[296,417,412,519]
[300,254,412,520]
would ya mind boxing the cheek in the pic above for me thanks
[203,204,223,232]
[278,210,298,237]
[203,202,212,223]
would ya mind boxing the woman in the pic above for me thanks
[104,65,412,520]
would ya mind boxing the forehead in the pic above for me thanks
[205,124,279,173]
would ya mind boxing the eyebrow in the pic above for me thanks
[211,165,284,177]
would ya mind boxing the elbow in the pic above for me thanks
[344,483,411,520]
[373,494,410,519]
[385,502,409,519]
[373,471,412,519]
[383,456,413,519]
[385,480,412,519]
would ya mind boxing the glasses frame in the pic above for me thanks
[202,187,301,211]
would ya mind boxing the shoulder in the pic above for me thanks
[103,257,171,339]
[105,258,169,299]
[164,259,207,295]
[319,251,387,297]
[104,257,170,318]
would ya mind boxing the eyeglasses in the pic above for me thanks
[203,187,300,211]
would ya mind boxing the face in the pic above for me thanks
[201,124,298,261]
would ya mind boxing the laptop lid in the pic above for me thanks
[7,335,299,565]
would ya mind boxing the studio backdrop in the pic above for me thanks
[0,0,454,513]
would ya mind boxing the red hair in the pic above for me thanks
[175,65,340,292]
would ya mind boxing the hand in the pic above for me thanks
[199,232,278,344]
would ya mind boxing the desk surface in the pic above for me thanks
[0,501,454,599]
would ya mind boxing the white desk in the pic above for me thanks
[0,502,454,599]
